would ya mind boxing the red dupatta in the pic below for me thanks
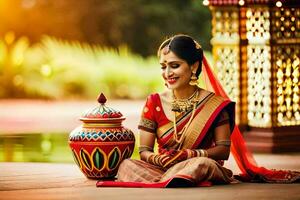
[202,56,300,183]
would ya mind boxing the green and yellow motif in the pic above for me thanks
[72,149,82,170]
[78,147,124,172]
[91,147,107,171]
[107,147,121,171]
[80,148,93,171]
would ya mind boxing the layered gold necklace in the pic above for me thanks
[171,88,199,112]
[172,88,200,147]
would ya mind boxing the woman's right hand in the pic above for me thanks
[145,149,188,169]
[146,148,208,169]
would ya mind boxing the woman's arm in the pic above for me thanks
[139,130,156,162]
[139,130,176,168]
[206,122,231,160]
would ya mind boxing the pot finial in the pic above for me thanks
[97,93,107,105]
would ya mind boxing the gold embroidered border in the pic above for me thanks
[182,95,225,149]
[157,122,173,138]
[138,117,157,132]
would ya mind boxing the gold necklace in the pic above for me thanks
[173,103,197,147]
[172,89,200,147]
[171,88,199,112]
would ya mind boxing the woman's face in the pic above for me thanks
[159,50,192,90]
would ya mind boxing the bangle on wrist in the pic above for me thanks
[139,145,154,153]
[196,149,208,157]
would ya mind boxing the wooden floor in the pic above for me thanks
[1,100,300,199]
[1,153,300,200]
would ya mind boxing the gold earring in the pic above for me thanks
[189,71,198,86]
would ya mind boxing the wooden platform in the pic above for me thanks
[244,126,300,153]
[1,154,300,200]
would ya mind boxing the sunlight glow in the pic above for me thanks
[203,0,209,6]
[40,64,52,77]
[4,32,15,45]
[13,75,24,86]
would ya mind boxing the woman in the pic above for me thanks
[97,34,299,188]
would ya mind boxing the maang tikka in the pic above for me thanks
[162,37,175,55]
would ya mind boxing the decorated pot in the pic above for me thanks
[69,93,135,179]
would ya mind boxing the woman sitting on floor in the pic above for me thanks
[97,34,300,188]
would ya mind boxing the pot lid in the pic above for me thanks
[80,93,124,123]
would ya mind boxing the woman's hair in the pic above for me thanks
[157,34,204,78]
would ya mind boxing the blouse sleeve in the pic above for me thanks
[138,94,157,134]
[215,110,230,127]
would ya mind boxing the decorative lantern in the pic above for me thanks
[69,93,135,179]
[204,0,300,152]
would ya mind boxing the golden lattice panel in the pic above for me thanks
[272,7,300,40]
[211,7,240,123]
[275,46,300,126]
[211,8,239,42]
[247,45,272,127]
[214,46,240,103]
[246,8,270,42]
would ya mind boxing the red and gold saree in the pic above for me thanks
[97,89,238,187]
[97,56,300,188]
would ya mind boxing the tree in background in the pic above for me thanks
[0,0,211,56]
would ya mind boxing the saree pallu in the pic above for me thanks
[202,56,300,183]
[97,92,237,187]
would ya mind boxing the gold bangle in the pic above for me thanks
[215,140,231,147]
[203,149,208,157]
[138,145,154,153]
[154,155,160,165]
[186,149,192,159]
[146,153,154,163]
[197,149,208,157]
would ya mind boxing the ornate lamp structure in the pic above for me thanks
[204,0,300,152]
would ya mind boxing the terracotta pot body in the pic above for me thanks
[69,94,135,179]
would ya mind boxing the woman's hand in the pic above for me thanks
[145,148,208,169]
[147,153,175,169]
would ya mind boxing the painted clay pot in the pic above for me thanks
[69,93,135,179]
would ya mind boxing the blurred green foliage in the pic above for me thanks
[0,33,213,99]
[0,34,168,99]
